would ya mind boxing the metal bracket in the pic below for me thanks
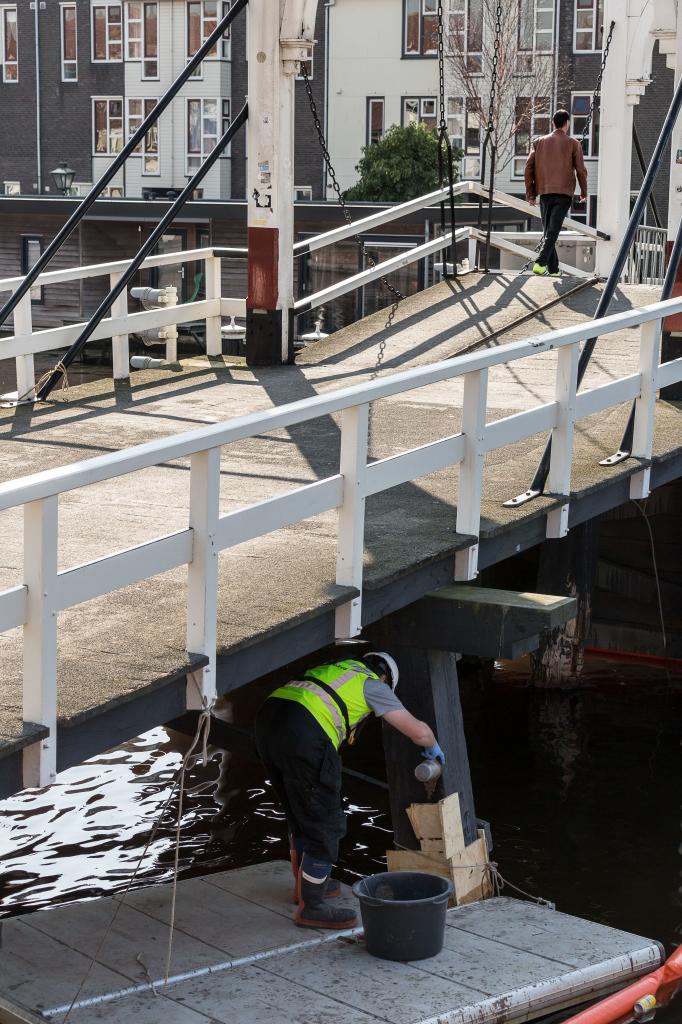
[502,488,542,508]
[599,449,632,466]
[0,390,35,408]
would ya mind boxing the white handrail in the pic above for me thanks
[2,290,681,787]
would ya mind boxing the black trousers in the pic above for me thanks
[538,193,572,273]
[255,697,346,864]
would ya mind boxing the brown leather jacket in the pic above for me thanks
[524,130,588,202]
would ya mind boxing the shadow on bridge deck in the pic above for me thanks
[0,273,680,793]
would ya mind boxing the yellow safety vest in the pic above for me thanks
[270,659,378,749]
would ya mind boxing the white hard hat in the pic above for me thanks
[363,651,399,691]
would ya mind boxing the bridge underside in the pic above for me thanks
[1,273,680,796]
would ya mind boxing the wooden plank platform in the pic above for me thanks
[0,273,681,790]
[0,862,662,1023]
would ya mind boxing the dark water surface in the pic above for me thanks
[1,656,681,1019]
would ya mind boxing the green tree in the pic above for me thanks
[345,123,459,203]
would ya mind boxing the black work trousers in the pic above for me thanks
[255,697,346,864]
[538,193,572,273]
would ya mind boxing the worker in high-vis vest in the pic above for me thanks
[255,652,445,930]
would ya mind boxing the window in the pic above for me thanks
[102,185,124,197]
[574,0,603,52]
[518,0,554,63]
[1,6,17,81]
[403,0,438,57]
[187,97,218,174]
[571,92,599,156]
[92,3,123,61]
[68,181,92,196]
[367,97,385,145]
[3,180,19,194]
[127,98,159,173]
[512,95,550,176]
[21,236,43,304]
[448,0,483,73]
[125,2,158,77]
[295,186,313,201]
[447,97,481,177]
[187,0,230,68]
[60,4,77,81]
[295,54,313,80]
[402,96,437,131]
[93,97,124,154]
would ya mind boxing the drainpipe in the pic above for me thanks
[34,0,42,192]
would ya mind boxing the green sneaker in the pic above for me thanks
[532,262,548,275]
[549,271,562,278]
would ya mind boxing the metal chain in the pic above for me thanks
[486,2,503,136]
[301,64,404,376]
[580,19,615,147]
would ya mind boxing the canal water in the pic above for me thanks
[1,654,681,1021]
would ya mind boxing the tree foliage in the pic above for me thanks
[346,123,456,203]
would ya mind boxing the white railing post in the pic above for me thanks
[110,272,130,380]
[454,368,488,581]
[14,292,35,400]
[164,286,178,363]
[546,342,580,538]
[205,255,223,357]
[467,233,477,273]
[22,495,59,788]
[629,318,661,500]
[335,403,369,638]
[186,446,221,708]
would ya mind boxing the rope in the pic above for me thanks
[59,701,215,1022]
[16,360,70,404]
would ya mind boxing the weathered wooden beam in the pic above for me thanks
[372,585,577,660]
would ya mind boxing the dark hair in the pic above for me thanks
[553,109,570,129]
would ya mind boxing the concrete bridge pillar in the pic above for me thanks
[596,0,659,276]
[245,0,314,366]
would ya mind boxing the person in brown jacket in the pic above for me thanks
[524,108,588,276]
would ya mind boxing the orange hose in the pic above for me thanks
[562,945,682,1024]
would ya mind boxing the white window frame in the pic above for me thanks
[125,1,158,79]
[3,180,20,194]
[570,90,598,157]
[91,1,123,63]
[517,0,555,61]
[92,96,124,155]
[573,0,603,53]
[294,186,313,201]
[186,97,220,176]
[1,6,18,83]
[447,0,483,74]
[186,0,230,78]
[367,97,385,146]
[446,96,481,179]
[402,96,438,130]
[127,97,160,175]
[403,0,438,58]
[60,3,78,82]
[68,181,93,196]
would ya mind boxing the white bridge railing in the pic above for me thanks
[0,247,246,400]
[1,291,680,790]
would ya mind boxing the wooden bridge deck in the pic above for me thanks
[0,273,681,792]
[0,861,663,1023]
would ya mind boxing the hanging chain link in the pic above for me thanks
[580,19,615,147]
[301,64,403,377]
[486,2,503,136]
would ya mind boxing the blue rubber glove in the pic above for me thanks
[421,742,445,765]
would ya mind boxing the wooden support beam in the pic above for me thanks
[371,635,478,850]
[373,585,577,660]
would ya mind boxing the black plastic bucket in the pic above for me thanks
[352,871,453,961]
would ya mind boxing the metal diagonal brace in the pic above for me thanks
[600,210,682,467]
[503,64,682,509]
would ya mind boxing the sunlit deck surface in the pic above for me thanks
[0,861,663,1023]
[1,273,681,786]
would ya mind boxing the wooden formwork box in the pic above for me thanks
[386,793,492,905]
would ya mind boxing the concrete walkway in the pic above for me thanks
[0,274,680,781]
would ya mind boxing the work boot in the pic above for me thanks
[295,872,357,930]
[289,846,341,903]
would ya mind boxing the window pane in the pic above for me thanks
[4,9,17,61]
[467,0,483,52]
[404,98,419,125]
[188,100,201,152]
[572,95,590,114]
[188,2,201,55]
[422,13,438,53]
[93,8,106,58]
[518,0,533,48]
[405,0,419,53]
[95,101,108,152]
[63,7,77,60]
[145,3,157,53]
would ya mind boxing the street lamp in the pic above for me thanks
[50,161,75,195]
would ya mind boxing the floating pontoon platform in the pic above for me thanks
[0,861,663,1023]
